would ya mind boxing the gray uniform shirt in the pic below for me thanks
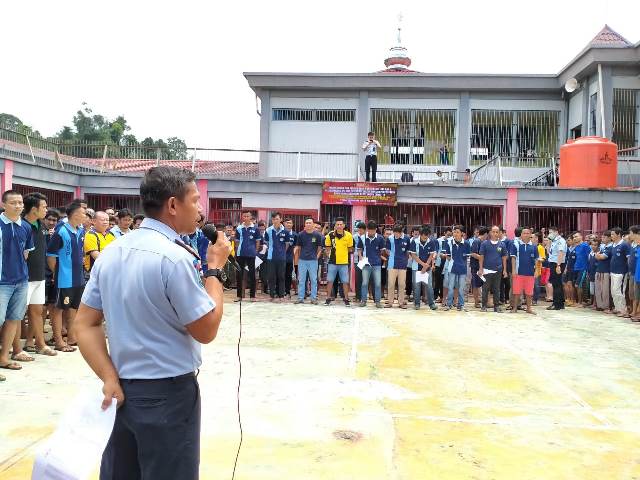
[82,218,215,379]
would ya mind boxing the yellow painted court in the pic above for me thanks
[1,301,640,479]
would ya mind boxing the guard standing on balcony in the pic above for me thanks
[362,131,381,182]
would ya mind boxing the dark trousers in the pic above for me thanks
[433,265,444,300]
[365,155,377,182]
[236,256,256,298]
[285,261,294,295]
[259,260,269,294]
[405,267,413,297]
[100,373,200,480]
[482,272,502,308]
[268,260,286,298]
[355,266,363,301]
[549,262,566,308]
[500,274,511,304]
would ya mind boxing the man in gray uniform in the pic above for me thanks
[75,166,230,480]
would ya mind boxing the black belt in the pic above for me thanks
[121,372,196,383]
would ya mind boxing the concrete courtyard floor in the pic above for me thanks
[1,297,640,479]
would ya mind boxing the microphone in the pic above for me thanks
[201,224,241,272]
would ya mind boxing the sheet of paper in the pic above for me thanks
[32,389,117,480]
[357,257,369,270]
[482,268,496,275]
[415,270,430,284]
[260,244,268,254]
[254,257,263,268]
[478,275,487,283]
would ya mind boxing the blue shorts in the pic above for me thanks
[0,282,29,327]
[471,270,484,288]
[327,264,350,284]
[573,270,587,287]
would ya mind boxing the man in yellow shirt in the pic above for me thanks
[84,211,116,275]
[324,217,354,306]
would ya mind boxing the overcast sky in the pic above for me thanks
[2,0,639,149]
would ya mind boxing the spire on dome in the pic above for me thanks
[588,24,632,49]
[382,13,414,73]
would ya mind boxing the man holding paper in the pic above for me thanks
[356,220,386,308]
[74,167,231,480]
[478,225,508,313]
[409,226,440,311]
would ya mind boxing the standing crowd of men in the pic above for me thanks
[2,190,639,381]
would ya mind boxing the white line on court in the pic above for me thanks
[348,308,360,374]
[502,342,612,427]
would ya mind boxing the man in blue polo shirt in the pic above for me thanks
[478,225,508,313]
[509,227,539,314]
[0,190,34,377]
[357,220,385,308]
[263,212,290,302]
[409,226,439,311]
[470,226,488,308]
[384,224,411,309]
[571,232,591,307]
[594,230,613,311]
[235,210,261,301]
[609,227,631,317]
[294,218,324,304]
[630,225,640,321]
[284,218,297,299]
[47,201,86,352]
[444,225,471,311]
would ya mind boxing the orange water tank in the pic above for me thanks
[559,136,617,188]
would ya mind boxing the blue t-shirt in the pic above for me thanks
[295,231,323,261]
[46,222,85,288]
[385,235,411,270]
[509,242,539,276]
[0,214,34,285]
[479,240,507,272]
[470,238,482,271]
[448,240,470,275]
[573,242,590,271]
[264,225,290,261]
[285,230,297,263]
[503,238,514,273]
[629,244,637,278]
[610,241,631,274]
[566,247,576,273]
[635,246,640,283]
[596,243,612,273]
[357,234,385,267]
[236,224,261,257]
[588,252,598,281]
[409,238,438,271]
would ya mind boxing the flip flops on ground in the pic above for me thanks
[11,352,35,362]
[0,362,22,370]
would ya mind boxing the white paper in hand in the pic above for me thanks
[415,270,430,284]
[32,389,117,480]
[255,257,263,268]
[357,257,369,270]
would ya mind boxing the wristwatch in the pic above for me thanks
[204,268,227,283]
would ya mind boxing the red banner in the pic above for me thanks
[322,182,397,206]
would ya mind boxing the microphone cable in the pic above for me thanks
[231,296,243,480]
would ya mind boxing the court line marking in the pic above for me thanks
[502,342,611,427]
[362,411,636,433]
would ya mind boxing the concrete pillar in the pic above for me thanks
[581,82,589,136]
[258,89,271,178]
[503,188,519,238]
[0,160,13,194]
[74,186,82,200]
[456,92,470,172]
[601,66,613,139]
[356,91,370,181]
[197,179,209,219]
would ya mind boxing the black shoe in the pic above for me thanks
[325,298,334,306]
[494,307,503,313]
[481,307,487,312]
[344,299,351,307]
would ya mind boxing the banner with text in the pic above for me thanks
[322,182,398,206]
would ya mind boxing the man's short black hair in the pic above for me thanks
[629,225,640,235]
[334,217,345,224]
[356,222,366,230]
[411,226,420,233]
[444,227,453,234]
[367,220,377,230]
[549,226,559,232]
[367,131,374,136]
[602,230,611,237]
[45,208,60,220]
[72,198,86,206]
[453,224,464,232]
[514,226,523,238]
[283,217,293,223]
[257,220,266,227]
[65,201,84,217]
[140,166,196,218]
[1,190,21,203]
[23,192,47,215]
[420,226,431,236]
[478,226,489,236]
[117,208,133,219]
[271,211,281,219]
[133,213,145,222]
[611,227,623,236]
[215,223,225,230]
[392,224,403,233]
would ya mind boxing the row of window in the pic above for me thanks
[272,108,356,122]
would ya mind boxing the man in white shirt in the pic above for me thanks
[362,131,381,182]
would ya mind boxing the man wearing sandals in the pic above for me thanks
[14,192,58,362]
[0,190,34,379]
[46,202,87,353]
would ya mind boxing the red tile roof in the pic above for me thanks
[589,24,632,48]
